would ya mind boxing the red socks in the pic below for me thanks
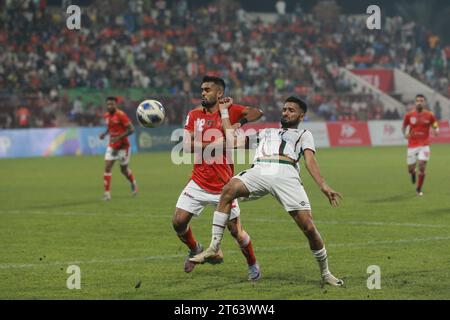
[125,169,135,184]
[104,169,136,195]
[178,226,198,251]
[417,173,425,191]
[239,234,257,266]
[104,173,112,192]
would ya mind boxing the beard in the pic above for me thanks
[416,105,424,111]
[201,98,217,108]
[280,117,299,128]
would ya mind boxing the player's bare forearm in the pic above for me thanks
[221,107,263,132]
[402,125,410,139]
[218,97,234,131]
[304,149,342,207]
[304,150,326,188]
[242,107,264,123]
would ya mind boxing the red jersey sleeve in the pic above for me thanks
[184,111,195,132]
[429,112,437,125]
[402,113,410,127]
[229,104,246,125]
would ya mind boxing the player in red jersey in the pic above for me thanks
[173,76,264,280]
[99,96,138,200]
[402,94,439,196]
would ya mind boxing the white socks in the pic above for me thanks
[210,211,229,251]
[312,247,330,277]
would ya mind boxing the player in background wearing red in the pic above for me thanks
[402,94,439,196]
[99,96,138,201]
[173,76,264,280]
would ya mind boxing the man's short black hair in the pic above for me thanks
[285,96,308,113]
[415,94,426,100]
[106,96,118,102]
[202,76,226,91]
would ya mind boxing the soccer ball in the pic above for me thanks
[136,99,166,128]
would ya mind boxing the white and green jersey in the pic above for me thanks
[252,128,316,168]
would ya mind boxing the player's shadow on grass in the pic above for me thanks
[365,192,415,203]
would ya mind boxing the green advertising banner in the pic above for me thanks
[136,125,181,152]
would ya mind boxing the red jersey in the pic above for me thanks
[184,104,246,193]
[17,107,31,126]
[403,109,437,148]
[104,110,131,150]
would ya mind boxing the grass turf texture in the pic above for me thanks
[0,145,449,299]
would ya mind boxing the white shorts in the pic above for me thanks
[176,180,240,219]
[234,161,311,212]
[105,146,131,166]
[407,146,430,165]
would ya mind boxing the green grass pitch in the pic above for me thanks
[0,145,449,299]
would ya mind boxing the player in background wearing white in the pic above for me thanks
[191,96,344,286]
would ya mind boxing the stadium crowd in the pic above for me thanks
[0,0,449,128]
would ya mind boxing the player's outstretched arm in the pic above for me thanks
[218,97,263,149]
[303,149,342,207]
[218,97,263,130]
[241,105,264,124]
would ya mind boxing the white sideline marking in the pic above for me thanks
[0,210,447,229]
[1,236,449,270]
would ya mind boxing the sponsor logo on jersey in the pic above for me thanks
[410,117,417,124]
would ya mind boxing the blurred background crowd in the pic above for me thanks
[1,0,449,128]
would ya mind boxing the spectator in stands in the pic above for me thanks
[1,0,449,127]
[16,106,31,128]
[70,96,84,124]
[0,112,13,129]
[434,101,442,120]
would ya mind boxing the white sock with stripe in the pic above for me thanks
[312,247,330,276]
[210,211,229,251]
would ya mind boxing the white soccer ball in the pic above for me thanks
[136,99,166,128]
